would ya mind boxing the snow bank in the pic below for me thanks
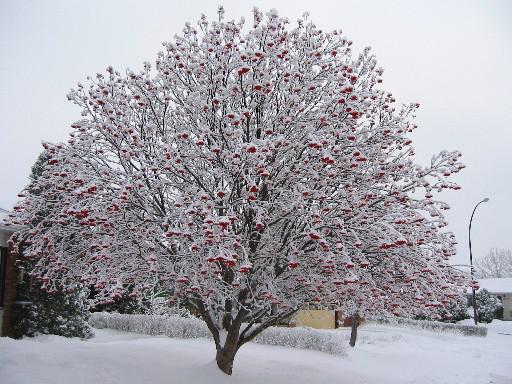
[3,323,512,384]
[89,312,346,355]
[372,316,488,336]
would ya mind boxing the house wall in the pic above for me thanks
[1,247,16,337]
[0,246,6,335]
[1,228,17,337]
[290,310,336,329]
[0,230,10,247]
[500,294,512,321]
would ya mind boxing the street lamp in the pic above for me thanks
[469,197,489,325]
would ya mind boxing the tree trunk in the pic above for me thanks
[205,306,298,375]
[197,304,250,375]
[215,318,244,375]
[349,313,359,347]
[215,341,238,375]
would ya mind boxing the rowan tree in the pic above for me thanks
[9,8,468,374]
[11,152,91,339]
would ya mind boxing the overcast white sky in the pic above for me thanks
[1,0,511,266]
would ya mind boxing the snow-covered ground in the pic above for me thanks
[1,321,511,384]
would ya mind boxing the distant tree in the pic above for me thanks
[475,288,502,323]
[474,248,512,278]
[9,8,468,374]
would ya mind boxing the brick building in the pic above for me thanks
[0,208,19,337]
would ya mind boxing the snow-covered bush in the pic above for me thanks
[90,312,346,355]
[90,312,210,339]
[476,289,502,323]
[255,326,346,355]
[372,316,487,337]
[441,294,469,322]
[13,286,92,339]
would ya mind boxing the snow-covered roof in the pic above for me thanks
[0,208,9,229]
[0,208,22,233]
[467,278,512,294]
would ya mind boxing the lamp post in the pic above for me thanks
[469,197,489,325]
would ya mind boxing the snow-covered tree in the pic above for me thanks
[13,283,92,339]
[475,289,502,323]
[442,293,469,322]
[8,8,468,374]
[12,152,92,339]
[474,248,512,278]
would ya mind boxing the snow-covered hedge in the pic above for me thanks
[253,325,346,355]
[89,312,346,355]
[90,312,210,339]
[372,316,488,337]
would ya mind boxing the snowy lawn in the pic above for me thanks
[1,321,511,384]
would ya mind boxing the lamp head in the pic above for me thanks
[482,198,490,203]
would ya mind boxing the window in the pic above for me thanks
[0,247,7,307]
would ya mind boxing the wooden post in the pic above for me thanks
[349,313,359,347]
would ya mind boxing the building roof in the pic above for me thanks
[0,207,8,219]
[0,208,23,233]
[467,278,512,294]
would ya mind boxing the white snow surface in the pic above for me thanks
[1,321,511,384]
[467,278,512,294]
